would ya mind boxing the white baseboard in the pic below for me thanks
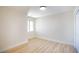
[0,40,28,52]
[36,35,74,46]
[0,36,74,52]
[0,36,36,52]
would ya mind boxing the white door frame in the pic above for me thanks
[74,7,79,52]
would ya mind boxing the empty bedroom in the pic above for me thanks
[0,6,78,53]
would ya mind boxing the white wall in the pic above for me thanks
[0,7,29,52]
[36,10,74,45]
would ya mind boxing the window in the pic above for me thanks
[27,19,34,32]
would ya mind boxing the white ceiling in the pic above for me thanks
[27,6,75,18]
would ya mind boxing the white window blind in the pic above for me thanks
[27,19,34,32]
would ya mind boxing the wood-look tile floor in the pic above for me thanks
[5,38,77,53]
